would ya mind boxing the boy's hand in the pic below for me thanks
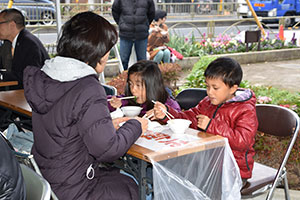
[134,117,148,134]
[153,101,167,120]
[196,114,210,130]
[109,96,122,109]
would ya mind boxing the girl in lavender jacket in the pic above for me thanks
[23,12,148,200]
[108,60,181,117]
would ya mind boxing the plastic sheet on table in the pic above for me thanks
[147,138,242,200]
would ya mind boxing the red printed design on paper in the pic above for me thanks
[141,131,190,148]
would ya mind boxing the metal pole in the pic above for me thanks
[55,0,62,36]
[245,0,266,36]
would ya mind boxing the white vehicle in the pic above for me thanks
[237,0,249,18]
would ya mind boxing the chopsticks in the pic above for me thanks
[151,100,174,120]
[107,96,135,102]
[142,113,154,119]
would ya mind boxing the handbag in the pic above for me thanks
[167,46,183,60]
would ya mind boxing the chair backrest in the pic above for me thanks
[256,104,299,137]
[255,104,299,198]
[20,164,51,200]
[102,84,117,96]
[175,88,207,110]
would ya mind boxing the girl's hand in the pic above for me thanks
[196,114,210,130]
[134,117,148,134]
[112,117,130,129]
[153,101,167,120]
[109,96,122,109]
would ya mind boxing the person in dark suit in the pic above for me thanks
[0,8,49,89]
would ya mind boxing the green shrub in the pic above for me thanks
[180,56,217,91]
[167,34,205,57]
[250,85,300,115]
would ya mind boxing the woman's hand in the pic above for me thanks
[134,117,148,134]
[153,101,167,120]
[196,114,210,130]
[109,96,122,109]
[112,117,130,129]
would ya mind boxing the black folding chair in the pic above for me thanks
[102,84,117,96]
[241,104,300,199]
[175,88,207,110]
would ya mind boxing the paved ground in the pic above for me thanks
[241,59,300,93]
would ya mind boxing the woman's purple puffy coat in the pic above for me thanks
[23,66,141,200]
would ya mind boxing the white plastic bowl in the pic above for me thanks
[167,119,192,135]
[110,108,124,119]
[121,106,143,117]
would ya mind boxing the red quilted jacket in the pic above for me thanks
[164,89,258,179]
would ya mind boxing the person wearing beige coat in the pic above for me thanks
[147,10,170,64]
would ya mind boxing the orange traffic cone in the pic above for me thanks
[279,24,285,41]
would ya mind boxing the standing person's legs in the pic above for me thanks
[162,49,171,63]
[153,50,164,64]
[120,38,134,70]
[134,38,148,61]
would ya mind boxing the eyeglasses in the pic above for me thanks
[0,20,11,25]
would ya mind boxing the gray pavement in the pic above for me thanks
[241,59,300,93]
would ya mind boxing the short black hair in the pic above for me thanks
[154,10,167,22]
[0,8,25,29]
[204,57,243,87]
[125,60,168,109]
[57,11,118,68]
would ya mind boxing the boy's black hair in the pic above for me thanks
[154,10,167,22]
[204,57,243,87]
[57,11,117,68]
[125,60,169,109]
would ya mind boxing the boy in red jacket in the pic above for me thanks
[152,57,258,184]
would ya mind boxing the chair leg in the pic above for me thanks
[266,186,276,200]
[283,175,291,200]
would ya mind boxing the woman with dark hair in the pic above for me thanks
[108,60,180,117]
[147,10,170,64]
[23,11,147,200]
